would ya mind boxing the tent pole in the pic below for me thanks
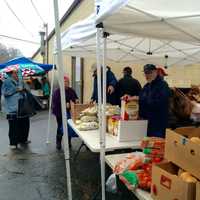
[53,1,72,200]
[46,55,55,144]
[101,30,107,200]
[96,27,105,200]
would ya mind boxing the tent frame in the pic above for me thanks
[53,0,72,199]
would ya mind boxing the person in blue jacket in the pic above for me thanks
[139,64,171,138]
[90,64,117,105]
[1,69,31,149]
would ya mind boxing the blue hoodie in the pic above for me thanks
[91,68,117,105]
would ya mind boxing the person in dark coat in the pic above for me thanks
[116,66,142,105]
[139,64,171,138]
[52,75,79,150]
[90,64,117,105]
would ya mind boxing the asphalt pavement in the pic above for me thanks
[0,111,137,200]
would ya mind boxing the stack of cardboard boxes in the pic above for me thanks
[151,127,200,200]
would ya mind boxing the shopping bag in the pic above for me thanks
[17,92,36,118]
[106,174,118,193]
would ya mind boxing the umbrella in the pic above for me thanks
[0,63,45,79]
[0,57,53,79]
[0,57,53,72]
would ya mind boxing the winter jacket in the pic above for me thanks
[1,77,23,114]
[52,87,78,118]
[91,68,117,105]
[116,75,142,105]
[139,76,171,138]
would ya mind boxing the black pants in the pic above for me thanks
[56,116,71,144]
[56,116,63,138]
[8,115,30,145]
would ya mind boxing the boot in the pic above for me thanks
[56,135,62,150]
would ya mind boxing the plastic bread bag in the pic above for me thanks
[113,152,145,174]
[106,173,117,194]
[75,120,82,125]
[81,106,98,116]
[77,122,99,131]
[119,170,139,191]
[190,102,200,122]
[80,115,98,122]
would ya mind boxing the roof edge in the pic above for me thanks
[32,0,81,59]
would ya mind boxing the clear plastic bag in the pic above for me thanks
[106,173,117,194]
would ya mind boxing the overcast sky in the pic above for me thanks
[0,0,74,57]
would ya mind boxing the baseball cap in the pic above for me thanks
[90,63,97,72]
[143,64,157,73]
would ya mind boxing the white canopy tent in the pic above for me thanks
[60,0,200,67]
[54,1,200,199]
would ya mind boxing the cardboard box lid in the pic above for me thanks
[174,127,200,138]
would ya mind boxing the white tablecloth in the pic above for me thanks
[68,119,141,152]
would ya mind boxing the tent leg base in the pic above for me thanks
[73,142,86,162]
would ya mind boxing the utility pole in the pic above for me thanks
[39,29,45,64]
[44,23,48,64]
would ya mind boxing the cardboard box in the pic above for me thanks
[70,103,90,122]
[165,128,200,179]
[196,182,200,200]
[121,100,139,120]
[107,115,120,136]
[117,120,147,142]
[151,162,196,200]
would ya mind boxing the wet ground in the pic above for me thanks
[0,111,138,200]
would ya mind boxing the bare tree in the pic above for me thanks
[0,43,22,63]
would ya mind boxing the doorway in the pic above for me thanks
[71,57,84,103]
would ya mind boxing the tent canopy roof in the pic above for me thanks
[60,0,200,66]
[96,0,200,43]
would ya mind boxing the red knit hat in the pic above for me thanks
[157,67,168,76]
[64,75,69,81]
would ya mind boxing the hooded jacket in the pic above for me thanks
[91,68,117,105]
